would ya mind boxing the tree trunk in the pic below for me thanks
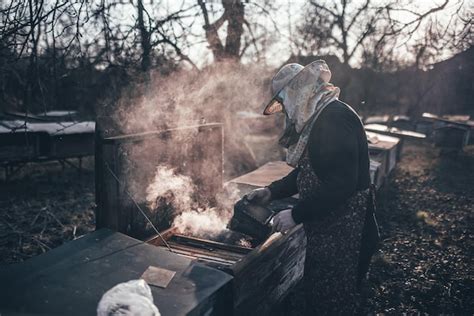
[223,0,244,60]
[137,0,151,72]
[198,0,244,62]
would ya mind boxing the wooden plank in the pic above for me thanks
[365,123,425,140]
[422,112,471,127]
[364,115,390,125]
[171,234,252,255]
[103,123,222,144]
[231,224,306,315]
[228,161,293,187]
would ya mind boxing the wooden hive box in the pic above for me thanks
[37,110,79,122]
[149,223,305,315]
[48,122,95,159]
[366,131,401,176]
[26,122,95,159]
[95,124,306,314]
[146,160,306,315]
[467,121,474,145]
[222,161,306,314]
[433,125,470,150]
[390,115,413,130]
[148,161,306,315]
[0,125,46,164]
[369,159,384,190]
[415,113,441,136]
[416,113,471,149]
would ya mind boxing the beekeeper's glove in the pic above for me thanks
[246,187,272,206]
[272,209,296,233]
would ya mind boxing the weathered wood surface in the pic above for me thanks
[365,123,425,140]
[0,129,44,162]
[0,229,233,316]
[364,115,390,125]
[0,120,95,164]
[49,132,95,159]
[433,125,471,149]
[228,161,294,188]
[416,112,471,138]
[149,223,306,316]
[231,225,306,315]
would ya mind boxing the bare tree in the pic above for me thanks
[136,0,151,72]
[0,0,87,110]
[197,0,244,62]
[298,0,454,67]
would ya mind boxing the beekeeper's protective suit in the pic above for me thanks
[248,60,379,315]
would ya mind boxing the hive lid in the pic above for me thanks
[229,161,294,188]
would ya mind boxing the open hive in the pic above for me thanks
[95,122,306,315]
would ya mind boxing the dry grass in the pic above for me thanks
[0,158,95,264]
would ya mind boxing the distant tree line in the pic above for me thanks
[0,0,471,116]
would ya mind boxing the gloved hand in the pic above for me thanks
[246,187,272,206]
[272,209,296,233]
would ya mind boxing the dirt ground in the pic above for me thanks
[361,142,473,314]
[0,158,95,264]
[0,142,473,314]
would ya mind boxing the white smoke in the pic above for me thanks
[173,207,229,237]
[146,166,195,211]
[145,165,234,238]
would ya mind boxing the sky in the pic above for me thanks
[12,0,466,69]
[155,0,469,68]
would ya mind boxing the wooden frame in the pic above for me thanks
[148,224,306,315]
[95,123,224,236]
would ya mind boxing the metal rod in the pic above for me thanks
[104,163,174,252]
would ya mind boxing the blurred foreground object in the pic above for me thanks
[97,279,160,316]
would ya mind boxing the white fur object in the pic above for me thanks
[97,279,160,316]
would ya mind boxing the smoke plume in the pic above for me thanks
[145,165,237,238]
[108,61,285,239]
[112,62,284,179]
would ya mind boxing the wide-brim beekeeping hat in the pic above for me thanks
[263,63,304,115]
[263,60,334,118]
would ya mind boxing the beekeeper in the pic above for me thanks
[247,60,379,315]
